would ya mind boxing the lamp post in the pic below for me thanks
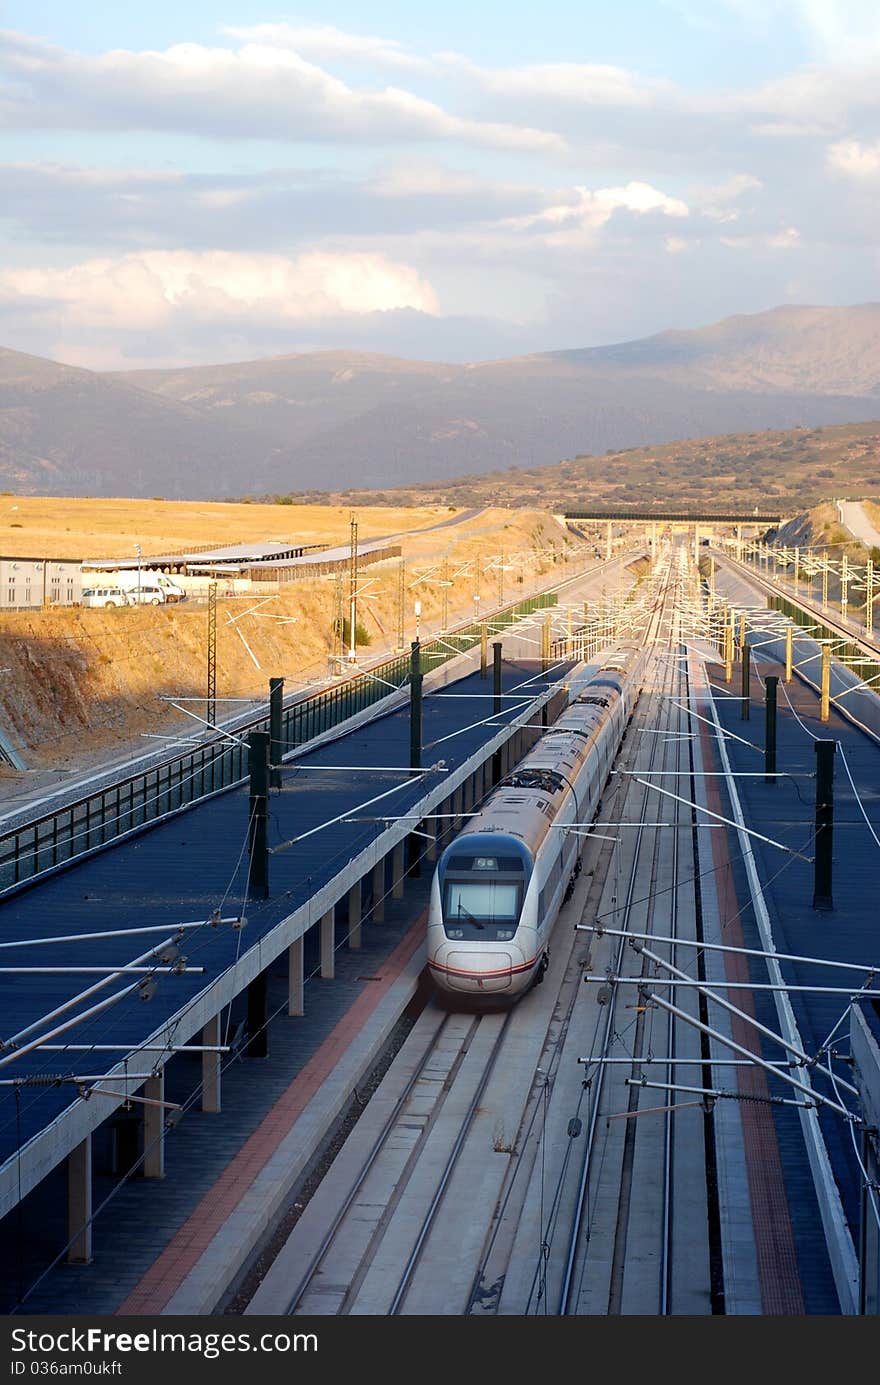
[134,543,142,605]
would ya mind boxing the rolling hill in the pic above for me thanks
[1,304,879,498]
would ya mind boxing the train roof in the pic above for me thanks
[457,683,625,855]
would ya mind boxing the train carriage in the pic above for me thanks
[427,645,645,998]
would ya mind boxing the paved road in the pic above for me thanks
[837,499,880,549]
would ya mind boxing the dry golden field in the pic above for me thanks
[0,502,584,786]
[0,495,459,561]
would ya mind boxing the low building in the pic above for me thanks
[0,556,83,610]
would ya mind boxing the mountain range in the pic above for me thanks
[1,303,879,499]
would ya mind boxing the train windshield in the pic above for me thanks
[442,879,521,941]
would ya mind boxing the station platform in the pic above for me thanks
[700,650,880,1313]
[0,877,428,1315]
[0,648,573,1313]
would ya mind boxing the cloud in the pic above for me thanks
[828,138,880,177]
[438,54,673,108]
[221,22,431,71]
[0,29,565,153]
[719,226,802,251]
[435,38,880,171]
[767,225,802,248]
[0,159,545,251]
[0,249,439,329]
[505,181,689,237]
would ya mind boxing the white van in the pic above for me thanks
[81,587,128,609]
[117,572,186,604]
[126,582,167,606]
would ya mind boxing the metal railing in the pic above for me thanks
[0,590,557,897]
[767,591,880,693]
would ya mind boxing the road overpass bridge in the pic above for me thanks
[562,509,782,560]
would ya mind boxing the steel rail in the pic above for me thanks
[281,1012,454,1316]
[388,1013,515,1315]
[557,557,676,1314]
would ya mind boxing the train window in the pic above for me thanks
[447,882,519,918]
[442,879,523,940]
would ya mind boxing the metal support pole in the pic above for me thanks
[480,623,488,677]
[248,730,270,898]
[724,620,733,684]
[785,626,793,684]
[741,638,750,720]
[269,676,284,789]
[541,613,551,674]
[67,1135,92,1263]
[493,641,502,716]
[820,645,831,723]
[392,840,406,898]
[813,740,836,911]
[410,640,422,770]
[320,910,335,978]
[372,858,386,921]
[288,938,304,1017]
[143,1071,165,1176]
[441,556,449,631]
[347,514,358,663]
[425,817,437,863]
[347,878,362,950]
[246,972,268,1057]
[764,675,778,784]
[407,828,421,880]
[866,559,874,638]
[206,580,217,729]
[201,1013,221,1111]
[397,558,406,650]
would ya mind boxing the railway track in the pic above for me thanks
[246,548,724,1317]
[550,548,713,1314]
[470,548,714,1315]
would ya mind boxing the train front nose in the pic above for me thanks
[431,942,527,994]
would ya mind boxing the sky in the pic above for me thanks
[0,0,878,369]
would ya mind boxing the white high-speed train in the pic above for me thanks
[427,645,645,999]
